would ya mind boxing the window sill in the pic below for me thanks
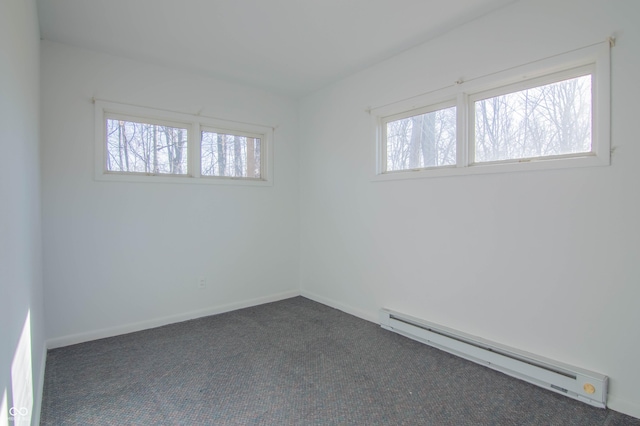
[95,172,273,186]
[372,153,608,182]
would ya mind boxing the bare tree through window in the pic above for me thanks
[201,131,261,178]
[106,119,188,174]
[474,75,591,162]
[386,106,457,172]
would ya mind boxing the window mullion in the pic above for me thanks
[379,117,388,174]
[191,121,201,178]
[457,92,469,168]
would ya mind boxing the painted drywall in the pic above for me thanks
[0,0,45,424]
[41,41,300,344]
[299,0,640,418]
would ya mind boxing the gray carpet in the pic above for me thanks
[41,297,639,425]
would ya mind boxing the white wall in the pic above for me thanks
[0,0,45,424]
[41,41,300,345]
[299,0,640,418]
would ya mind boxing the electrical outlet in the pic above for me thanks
[198,277,206,289]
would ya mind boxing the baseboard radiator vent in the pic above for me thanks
[380,309,608,408]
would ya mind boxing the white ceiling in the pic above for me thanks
[37,0,515,98]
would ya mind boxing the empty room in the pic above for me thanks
[2,0,639,424]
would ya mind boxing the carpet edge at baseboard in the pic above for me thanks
[300,289,378,324]
[45,289,301,349]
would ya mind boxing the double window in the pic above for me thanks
[95,101,272,185]
[374,43,610,179]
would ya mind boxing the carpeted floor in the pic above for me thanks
[41,297,640,425]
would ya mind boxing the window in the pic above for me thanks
[383,103,457,172]
[106,116,189,175]
[201,129,261,179]
[372,42,610,179]
[95,101,273,185]
[472,73,592,164]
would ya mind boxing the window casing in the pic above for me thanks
[95,101,273,186]
[372,42,610,180]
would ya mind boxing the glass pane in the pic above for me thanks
[386,106,457,172]
[474,75,592,163]
[201,131,261,178]
[106,119,188,174]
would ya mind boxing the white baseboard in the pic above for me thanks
[607,395,640,420]
[31,345,47,426]
[300,290,378,323]
[46,290,300,349]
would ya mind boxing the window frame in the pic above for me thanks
[371,42,610,181]
[95,100,274,186]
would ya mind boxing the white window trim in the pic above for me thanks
[371,41,610,181]
[94,100,274,186]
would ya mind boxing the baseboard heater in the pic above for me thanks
[380,309,608,408]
